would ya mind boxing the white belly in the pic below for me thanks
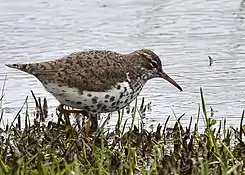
[43,81,144,114]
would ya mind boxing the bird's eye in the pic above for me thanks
[151,61,157,68]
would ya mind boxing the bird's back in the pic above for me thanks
[6,50,135,92]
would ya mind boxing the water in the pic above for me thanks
[1,0,245,128]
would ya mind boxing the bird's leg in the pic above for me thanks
[84,114,98,135]
[57,104,88,115]
[57,104,98,135]
[90,114,98,132]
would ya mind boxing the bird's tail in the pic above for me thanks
[6,63,36,74]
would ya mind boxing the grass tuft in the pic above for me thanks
[0,87,244,174]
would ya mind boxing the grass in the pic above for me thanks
[0,88,244,174]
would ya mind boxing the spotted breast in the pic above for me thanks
[44,78,145,114]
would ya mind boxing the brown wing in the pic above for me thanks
[33,50,130,92]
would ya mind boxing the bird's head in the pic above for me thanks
[135,49,183,91]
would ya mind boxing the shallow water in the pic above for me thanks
[1,0,245,128]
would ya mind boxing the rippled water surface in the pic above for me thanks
[1,0,245,127]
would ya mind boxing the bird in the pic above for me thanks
[6,49,183,132]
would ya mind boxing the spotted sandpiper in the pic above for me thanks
[6,49,182,131]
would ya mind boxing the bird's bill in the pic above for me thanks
[159,71,183,91]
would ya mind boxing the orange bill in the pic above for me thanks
[159,71,183,91]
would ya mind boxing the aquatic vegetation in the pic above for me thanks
[0,88,244,174]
